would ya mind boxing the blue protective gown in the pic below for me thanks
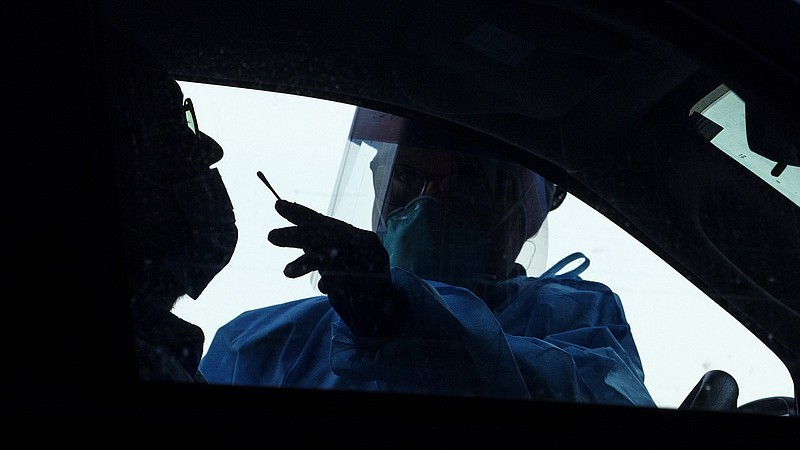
[200,252,656,406]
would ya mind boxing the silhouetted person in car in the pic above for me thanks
[100,27,238,382]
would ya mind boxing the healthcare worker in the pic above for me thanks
[200,108,654,406]
[101,26,239,382]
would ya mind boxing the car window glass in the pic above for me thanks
[170,80,793,410]
[691,86,799,206]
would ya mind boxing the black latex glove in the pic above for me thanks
[268,200,407,342]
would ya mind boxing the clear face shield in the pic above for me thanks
[319,108,555,290]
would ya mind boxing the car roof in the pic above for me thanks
[12,0,798,445]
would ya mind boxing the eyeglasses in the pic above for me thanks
[374,162,498,218]
[184,98,199,135]
[180,97,225,165]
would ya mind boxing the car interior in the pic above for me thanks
[12,0,798,445]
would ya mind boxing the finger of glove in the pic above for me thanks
[270,217,366,249]
[275,200,381,247]
[268,226,308,248]
[284,245,355,276]
[283,253,319,278]
[317,275,340,296]
[275,201,374,248]
[269,227,352,260]
[275,199,335,227]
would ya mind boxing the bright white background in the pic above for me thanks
[173,81,793,409]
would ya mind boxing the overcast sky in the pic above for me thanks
[172,81,793,409]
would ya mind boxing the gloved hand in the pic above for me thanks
[268,200,407,343]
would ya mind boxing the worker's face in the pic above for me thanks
[372,144,532,283]
[374,145,520,233]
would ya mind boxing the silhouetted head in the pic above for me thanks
[99,26,237,309]
[345,107,564,290]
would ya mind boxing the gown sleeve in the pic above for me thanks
[330,255,656,407]
[330,267,531,399]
